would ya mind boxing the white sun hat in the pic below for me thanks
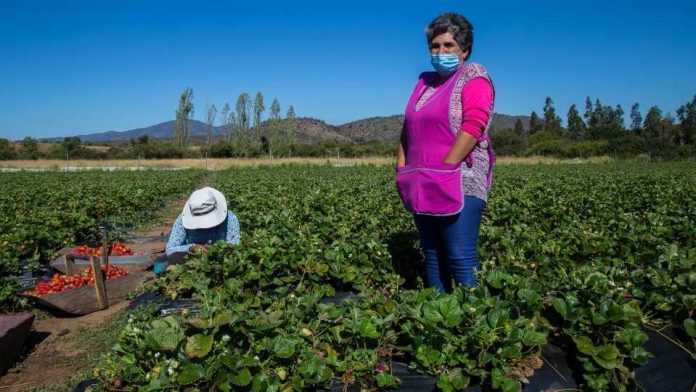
[182,187,228,230]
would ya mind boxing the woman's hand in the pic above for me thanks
[396,142,407,168]
[443,131,477,164]
[189,244,209,254]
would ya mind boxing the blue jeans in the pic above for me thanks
[413,196,486,292]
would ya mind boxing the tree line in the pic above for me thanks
[1,92,694,161]
[492,95,696,159]
[172,88,299,158]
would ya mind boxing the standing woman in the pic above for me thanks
[396,13,495,292]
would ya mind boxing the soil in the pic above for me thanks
[0,173,215,391]
[0,301,129,391]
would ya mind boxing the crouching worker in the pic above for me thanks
[165,187,240,262]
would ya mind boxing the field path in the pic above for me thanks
[0,171,217,391]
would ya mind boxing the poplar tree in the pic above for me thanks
[513,118,524,135]
[267,98,281,160]
[270,98,281,120]
[286,105,297,156]
[643,106,664,139]
[676,95,696,145]
[543,97,562,135]
[584,97,596,133]
[235,93,251,130]
[253,92,265,127]
[613,105,625,132]
[630,103,642,133]
[529,111,542,134]
[173,88,194,150]
[205,103,217,147]
[220,103,231,140]
[566,104,586,141]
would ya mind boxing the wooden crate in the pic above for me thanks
[25,255,150,315]
[24,273,148,315]
[50,245,153,275]
[0,313,35,376]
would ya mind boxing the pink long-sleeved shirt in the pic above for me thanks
[459,77,494,140]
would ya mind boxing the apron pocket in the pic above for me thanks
[396,163,463,216]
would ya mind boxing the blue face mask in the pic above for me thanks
[431,53,461,75]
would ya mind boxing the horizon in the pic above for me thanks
[1,0,695,140]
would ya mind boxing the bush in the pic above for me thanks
[525,132,567,157]
[490,129,525,156]
[0,138,18,160]
[568,140,610,158]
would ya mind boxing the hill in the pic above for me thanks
[335,113,530,142]
[39,113,530,144]
[252,118,350,143]
[41,120,211,143]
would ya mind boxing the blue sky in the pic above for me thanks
[1,0,695,139]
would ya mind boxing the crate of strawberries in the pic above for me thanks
[23,265,147,315]
[50,242,152,274]
[26,265,129,297]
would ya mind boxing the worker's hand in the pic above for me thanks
[189,244,209,255]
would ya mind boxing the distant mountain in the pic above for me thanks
[40,113,530,144]
[254,118,351,143]
[41,120,211,143]
[335,113,530,142]
[336,115,403,142]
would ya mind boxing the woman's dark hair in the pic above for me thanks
[425,13,474,61]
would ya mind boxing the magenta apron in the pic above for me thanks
[396,64,495,216]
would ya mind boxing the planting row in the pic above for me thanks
[0,169,207,311]
[93,163,695,391]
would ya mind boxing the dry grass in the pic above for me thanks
[495,155,613,165]
[0,155,615,171]
[0,157,391,170]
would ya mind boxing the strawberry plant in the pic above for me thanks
[0,169,206,311]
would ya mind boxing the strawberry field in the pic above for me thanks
[0,169,206,310]
[90,163,695,391]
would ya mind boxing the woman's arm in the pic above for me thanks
[396,123,407,167]
[226,211,241,245]
[443,132,478,164]
[166,215,191,256]
[443,77,493,164]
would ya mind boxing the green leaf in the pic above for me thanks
[521,329,547,346]
[210,312,235,327]
[487,308,508,329]
[607,304,625,322]
[596,344,619,360]
[448,368,470,389]
[592,355,618,369]
[272,337,296,359]
[629,347,652,364]
[517,288,540,306]
[375,373,398,388]
[592,313,608,325]
[177,364,205,385]
[145,318,184,351]
[491,368,503,388]
[486,270,506,289]
[684,318,696,337]
[423,296,464,327]
[231,368,252,387]
[573,335,596,356]
[186,317,211,329]
[592,344,620,369]
[416,345,443,367]
[436,374,453,392]
[551,297,570,320]
[357,319,381,339]
[500,378,521,392]
[186,334,214,358]
[498,345,521,358]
